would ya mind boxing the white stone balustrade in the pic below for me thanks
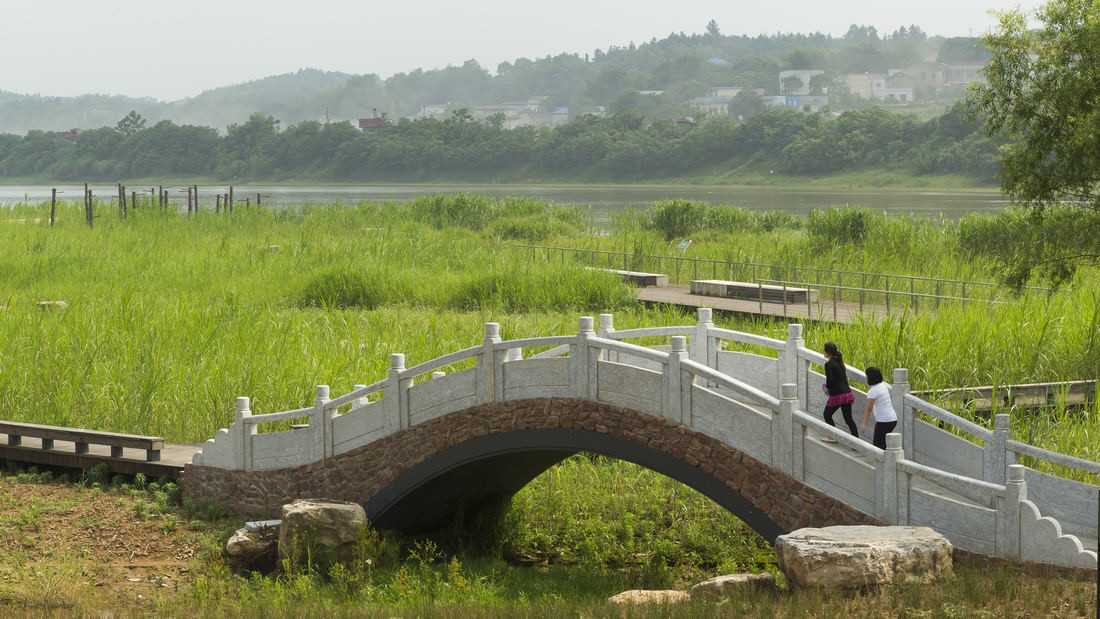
[192,311,1098,570]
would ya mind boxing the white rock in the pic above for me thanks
[607,590,690,605]
[690,573,776,598]
[775,525,953,589]
[278,499,367,570]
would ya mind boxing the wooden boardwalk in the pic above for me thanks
[635,285,885,324]
[0,434,198,479]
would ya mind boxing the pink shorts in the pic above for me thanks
[825,391,855,407]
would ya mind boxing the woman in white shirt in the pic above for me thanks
[860,367,897,449]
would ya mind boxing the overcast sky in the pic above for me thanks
[1,0,1042,101]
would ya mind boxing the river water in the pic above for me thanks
[0,183,1008,219]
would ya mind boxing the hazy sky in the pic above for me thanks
[1,0,1041,101]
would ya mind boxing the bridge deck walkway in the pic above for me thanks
[0,433,198,479]
[636,285,884,324]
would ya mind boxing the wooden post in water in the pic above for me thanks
[256,193,261,206]
[85,185,93,228]
[49,188,56,227]
[131,190,137,211]
[216,194,221,213]
[193,185,199,212]
[229,185,234,212]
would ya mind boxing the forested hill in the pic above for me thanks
[0,104,999,183]
[0,24,987,134]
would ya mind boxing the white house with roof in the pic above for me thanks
[778,70,825,95]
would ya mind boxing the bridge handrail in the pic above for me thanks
[606,326,695,340]
[325,379,387,409]
[495,335,576,351]
[904,394,992,439]
[898,458,1006,506]
[791,409,882,457]
[796,346,868,384]
[707,326,785,351]
[530,344,570,358]
[682,359,781,408]
[1006,440,1100,475]
[401,345,483,378]
[242,406,316,425]
[589,336,670,365]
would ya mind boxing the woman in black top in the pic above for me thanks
[822,342,859,437]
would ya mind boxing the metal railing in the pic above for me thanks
[515,244,1051,315]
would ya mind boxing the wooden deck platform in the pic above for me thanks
[0,434,199,479]
[635,285,884,324]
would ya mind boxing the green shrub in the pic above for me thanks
[299,270,383,309]
[486,214,579,241]
[808,207,870,245]
[650,200,708,240]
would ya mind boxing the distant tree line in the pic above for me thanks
[0,104,999,182]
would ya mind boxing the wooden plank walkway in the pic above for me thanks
[636,285,885,324]
[0,434,198,479]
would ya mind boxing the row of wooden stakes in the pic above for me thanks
[48,184,264,227]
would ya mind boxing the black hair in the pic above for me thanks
[823,341,842,362]
[866,367,884,386]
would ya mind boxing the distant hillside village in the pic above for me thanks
[388,59,988,131]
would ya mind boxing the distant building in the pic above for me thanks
[688,96,732,117]
[844,72,915,103]
[778,70,825,95]
[59,128,80,140]
[637,90,665,96]
[415,103,450,120]
[707,57,731,67]
[357,116,386,130]
[550,106,570,127]
[762,95,829,113]
[710,86,743,98]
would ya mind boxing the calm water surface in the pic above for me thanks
[0,184,1008,220]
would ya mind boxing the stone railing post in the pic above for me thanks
[985,413,1010,484]
[505,348,523,362]
[878,432,904,523]
[665,336,689,425]
[233,396,253,471]
[997,464,1026,560]
[571,316,596,399]
[478,322,502,403]
[893,368,913,459]
[315,385,331,461]
[352,384,369,411]
[784,324,806,409]
[383,353,407,434]
[598,313,615,362]
[692,308,714,367]
[772,383,797,475]
[431,371,446,380]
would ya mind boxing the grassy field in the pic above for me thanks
[0,194,1096,615]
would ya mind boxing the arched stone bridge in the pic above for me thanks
[183,310,1098,571]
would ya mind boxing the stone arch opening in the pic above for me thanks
[367,427,786,544]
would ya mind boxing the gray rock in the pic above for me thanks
[775,525,953,589]
[607,589,690,605]
[278,499,367,572]
[225,521,279,573]
[690,573,776,598]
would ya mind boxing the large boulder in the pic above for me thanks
[690,573,776,598]
[278,499,368,572]
[225,520,280,573]
[775,525,953,589]
[607,590,690,606]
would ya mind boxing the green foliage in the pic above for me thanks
[648,200,800,240]
[970,0,1100,282]
[299,270,384,310]
[808,207,869,244]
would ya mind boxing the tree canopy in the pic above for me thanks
[972,0,1100,285]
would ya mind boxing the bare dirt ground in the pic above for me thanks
[0,472,215,615]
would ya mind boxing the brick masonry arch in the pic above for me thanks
[182,398,880,539]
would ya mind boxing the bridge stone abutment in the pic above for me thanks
[182,398,880,539]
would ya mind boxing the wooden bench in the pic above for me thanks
[591,268,668,287]
[0,421,164,462]
[690,279,816,304]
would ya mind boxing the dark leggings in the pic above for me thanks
[823,404,859,437]
[873,421,898,450]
